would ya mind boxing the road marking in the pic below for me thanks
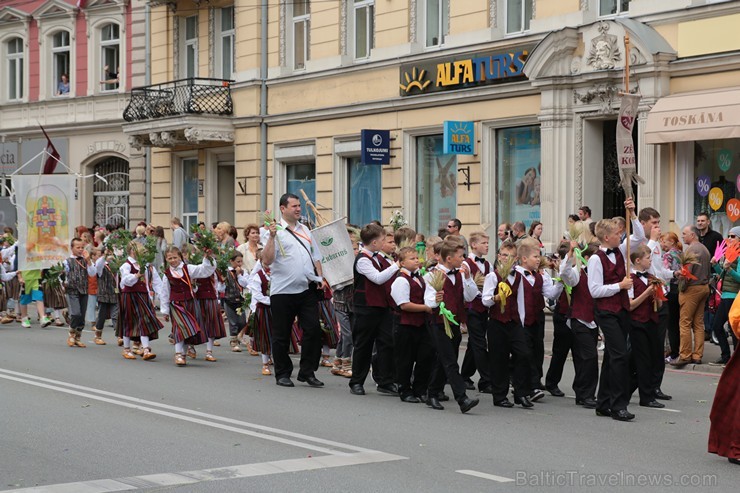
[456,469,515,483]
[564,394,680,413]
[6,451,403,492]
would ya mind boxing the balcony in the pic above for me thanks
[122,78,235,149]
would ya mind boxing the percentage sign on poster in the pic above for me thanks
[728,199,740,223]
[708,187,724,211]
[696,176,711,197]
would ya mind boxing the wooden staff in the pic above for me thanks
[299,189,329,227]
[624,33,632,274]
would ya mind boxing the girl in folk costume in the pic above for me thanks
[249,259,274,375]
[159,246,217,366]
[94,246,119,345]
[193,255,227,359]
[85,246,101,340]
[219,250,250,357]
[1,245,21,323]
[41,268,67,327]
[117,241,164,361]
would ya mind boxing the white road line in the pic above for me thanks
[0,367,372,453]
[456,469,515,483]
[6,451,405,493]
[564,394,681,413]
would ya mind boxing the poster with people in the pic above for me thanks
[11,174,78,270]
[417,135,457,236]
[497,126,541,229]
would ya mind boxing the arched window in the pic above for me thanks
[51,31,70,96]
[6,37,24,100]
[100,23,120,91]
[94,157,129,228]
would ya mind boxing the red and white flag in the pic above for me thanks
[40,125,60,174]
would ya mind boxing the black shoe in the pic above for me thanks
[654,389,673,400]
[426,396,444,410]
[729,458,740,465]
[494,398,514,408]
[297,375,324,387]
[640,400,666,409]
[595,408,611,417]
[459,397,479,414]
[534,381,546,391]
[514,395,533,408]
[708,358,729,367]
[478,386,493,394]
[611,409,635,421]
[530,389,545,402]
[276,377,295,387]
[546,386,565,397]
[376,384,399,396]
[437,392,450,402]
[349,384,365,395]
[464,379,475,390]
[576,398,597,409]
[400,394,420,403]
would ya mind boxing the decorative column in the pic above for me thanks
[637,108,657,210]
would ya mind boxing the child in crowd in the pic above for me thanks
[330,229,359,378]
[94,246,119,345]
[461,231,492,393]
[64,238,97,346]
[249,257,273,375]
[194,256,227,358]
[221,250,250,360]
[86,246,101,341]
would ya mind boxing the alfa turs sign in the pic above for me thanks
[399,46,532,97]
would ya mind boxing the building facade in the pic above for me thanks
[120,0,740,250]
[0,0,148,230]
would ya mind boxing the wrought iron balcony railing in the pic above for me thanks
[123,78,233,122]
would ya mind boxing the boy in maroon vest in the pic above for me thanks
[587,218,635,422]
[372,228,400,390]
[460,231,493,393]
[515,238,562,399]
[629,245,665,409]
[482,240,535,408]
[391,246,434,403]
[558,242,600,408]
[423,239,480,413]
[349,223,400,396]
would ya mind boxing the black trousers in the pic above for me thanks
[523,314,545,390]
[371,310,396,385]
[487,319,532,401]
[95,302,118,332]
[569,319,599,401]
[545,312,573,390]
[594,309,632,412]
[630,319,662,403]
[350,307,394,387]
[394,318,435,399]
[667,286,680,359]
[711,298,739,361]
[270,290,322,381]
[427,322,467,403]
[67,294,88,331]
[460,310,491,389]
[653,304,669,391]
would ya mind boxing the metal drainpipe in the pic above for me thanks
[259,0,268,211]
[144,1,152,222]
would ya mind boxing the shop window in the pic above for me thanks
[181,157,199,232]
[51,31,70,97]
[353,0,374,59]
[100,23,120,91]
[348,156,381,226]
[424,0,448,48]
[6,37,24,101]
[496,126,541,230]
[506,0,533,34]
[286,162,316,220]
[599,0,630,16]
[693,139,740,235]
[218,7,235,80]
[182,16,198,78]
[292,0,310,70]
[417,135,456,236]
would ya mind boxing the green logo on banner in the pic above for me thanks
[321,237,334,247]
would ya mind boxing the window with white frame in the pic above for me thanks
[506,0,533,34]
[182,15,198,78]
[51,30,70,96]
[347,156,381,226]
[353,0,374,59]
[286,162,316,214]
[292,0,310,70]
[599,0,630,16]
[6,37,24,101]
[100,23,120,91]
[218,6,234,80]
[181,157,199,231]
[424,0,448,48]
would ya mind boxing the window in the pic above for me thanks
[181,157,199,231]
[348,157,381,226]
[497,126,541,230]
[599,0,630,16]
[218,7,234,79]
[6,37,24,101]
[506,0,533,34]
[292,0,310,70]
[286,163,316,219]
[692,139,740,235]
[51,31,70,96]
[424,0,448,48]
[417,135,456,236]
[100,23,120,91]
[183,16,198,78]
[353,0,374,59]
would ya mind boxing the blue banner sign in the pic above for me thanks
[361,129,391,165]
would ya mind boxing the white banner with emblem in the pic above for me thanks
[311,218,355,289]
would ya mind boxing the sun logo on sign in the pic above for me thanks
[400,67,431,94]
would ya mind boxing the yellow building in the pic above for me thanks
[122,0,740,249]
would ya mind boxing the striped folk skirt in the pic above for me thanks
[708,348,740,460]
[252,304,272,355]
[0,283,7,311]
[42,283,67,309]
[318,299,340,349]
[5,277,20,300]
[170,299,207,346]
[196,298,227,340]
[116,292,163,339]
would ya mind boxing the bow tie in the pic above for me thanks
[411,271,421,279]
[522,270,532,276]
[606,248,618,256]
[474,257,486,264]
[371,252,378,257]
[635,271,650,278]
[447,269,458,276]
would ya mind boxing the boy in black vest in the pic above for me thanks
[372,228,400,391]
[423,238,479,413]
[544,241,574,397]
[65,238,97,347]
[391,246,434,403]
[349,223,400,396]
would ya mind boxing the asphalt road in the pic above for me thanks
[0,321,736,493]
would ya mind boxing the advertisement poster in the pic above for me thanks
[417,135,457,236]
[12,174,78,270]
[498,126,541,229]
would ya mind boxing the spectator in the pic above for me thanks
[215,222,236,248]
[578,206,593,226]
[229,225,239,247]
[696,212,723,254]
[170,217,189,249]
[497,222,512,244]
[153,226,168,270]
[528,221,543,251]
[511,221,528,244]
[708,227,740,367]
[661,232,682,362]
[134,225,147,244]
[237,224,261,272]
[100,65,119,88]
[446,218,468,254]
[56,74,69,96]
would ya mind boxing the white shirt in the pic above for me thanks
[390,268,423,306]
[627,268,650,299]
[260,219,322,295]
[249,268,271,311]
[158,258,216,315]
[514,265,562,327]
[0,263,15,282]
[119,256,163,299]
[356,248,399,285]
[481,271,516,308]
[587,244,628,300]
[423,264,479,308]
[647,239,674,288]
[559,255,597,329]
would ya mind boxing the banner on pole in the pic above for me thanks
[312,217,355,289]
[617,93,644,198]
[12,175,78,270]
